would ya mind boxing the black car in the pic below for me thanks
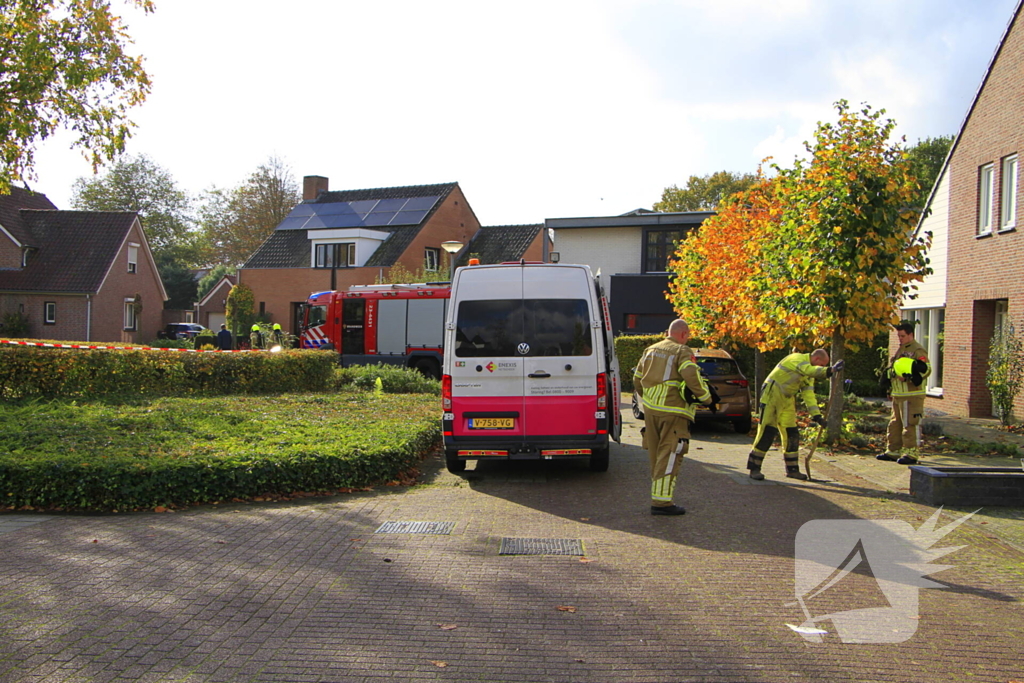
[159,323,207,340]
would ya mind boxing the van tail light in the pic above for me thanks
[442,375,452,411]
[725,379,749,388]
[596,373,607,409]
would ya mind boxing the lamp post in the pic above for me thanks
[441,241,463,282]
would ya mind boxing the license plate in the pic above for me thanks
[469,417,515,429]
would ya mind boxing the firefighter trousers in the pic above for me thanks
[643,410,691,507]
[887,395,925,454]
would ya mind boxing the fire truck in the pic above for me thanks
[298,282,451,378]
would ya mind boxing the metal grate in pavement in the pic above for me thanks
[375,521,455,535]
[499,537,584,556]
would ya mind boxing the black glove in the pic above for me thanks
[707,401,720,414]
[826,359,845,378]
[811,414,827,428]
[684,386,698,403]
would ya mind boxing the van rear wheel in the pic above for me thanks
[445,450,466,473]
[589,447,609,472]
[413,358,441,380]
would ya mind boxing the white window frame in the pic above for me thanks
[124,298,137,331]
[903,307,944,396]
[424,247,440,273]
[44,301,56,325]
[314,242,355,268]
[1001,155,1017,231]
[127,243,139,273]
[978,163,995,236]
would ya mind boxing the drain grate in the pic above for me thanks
[375,521,455,535]
[499,537,584,556]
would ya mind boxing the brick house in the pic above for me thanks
[0,186,167,342]
[195,274,237,332]
[240,178,546,334]
[904,0,1024,418]
[545,209,713,335]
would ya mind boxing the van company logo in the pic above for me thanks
[786,508,975,644]
[485,362,496,372]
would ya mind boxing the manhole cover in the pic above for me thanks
[499,538,584,555]
[375,521,455,535]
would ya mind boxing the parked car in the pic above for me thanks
[159,323,207,340]
[632,348,753,434]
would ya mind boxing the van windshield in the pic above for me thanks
[454,299,592,357]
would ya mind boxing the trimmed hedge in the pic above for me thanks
[614,333,889,394]
[0,393,439,511]
[0,347,335,399]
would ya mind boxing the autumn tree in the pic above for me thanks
[0,0,153,192]
[200,155,299,267]
[225,281,255,341]
[654,171,757,212]
[766,101,931,441]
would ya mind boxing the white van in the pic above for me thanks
[441,262,621,473]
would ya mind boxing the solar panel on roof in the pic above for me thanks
[311,202,359,216]
[276,216,310,231]
[391,210,428,225]
[372,198,406,212]
[347,200,377,214]
[318,214,365,229]
[402,195,440,211]
[289,204,317,217]
[363,212,396,226]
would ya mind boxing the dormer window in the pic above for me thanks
[127,243,139,273]
[314,243,355,268]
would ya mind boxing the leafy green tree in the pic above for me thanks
[154,254,197,310]
[0,0,153,192]
[71,154,201,259]
[766,101,931,441]
[197,264,236,300]
[987,325,1024,426]
[225,282,255,342]
[199,155,299,267]
[906,135,954,210]
[654,171,757,212]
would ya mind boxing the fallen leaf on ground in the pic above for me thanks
[429,660,448,668]
[154,506,167,513]
[579,557,594,563]
[579,517,590,521]
[557,605,577,612]
[436,623,458,630]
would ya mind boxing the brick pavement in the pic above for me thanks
[0,405,1022,682]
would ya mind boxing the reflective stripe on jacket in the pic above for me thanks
[889,340,930,398]
[634,338,711,420]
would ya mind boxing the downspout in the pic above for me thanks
[85,294,92,341]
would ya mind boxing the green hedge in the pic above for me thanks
[0,347,335,399]
[0,393,439,511]
[614,333,889,394]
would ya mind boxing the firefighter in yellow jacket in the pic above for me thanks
[877,322,931,465]
[747,349,843,481]
[634,319,718,516]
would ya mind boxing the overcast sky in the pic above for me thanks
[31,0,1022,226]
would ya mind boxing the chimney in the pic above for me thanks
[303,175,329,201]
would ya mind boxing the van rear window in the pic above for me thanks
[455,299,592,357]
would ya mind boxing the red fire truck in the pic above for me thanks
[298,283,450,378]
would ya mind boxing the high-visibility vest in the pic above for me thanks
[634,338,711,420]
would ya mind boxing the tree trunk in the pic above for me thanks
[826,328,846,444]
[754,348,765,405]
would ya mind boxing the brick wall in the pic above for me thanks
[91,221,166,343]
[946,5,1024,417]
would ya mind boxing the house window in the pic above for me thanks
[314,243,355,268]
[978,163,995,236]
[995,300,1010,337]
[643,228,689,273]
[44,302,56,325]
[903,307,944,394]
[124,299,137,331]
[1001,155,1017,231]
[127,243,139,273]
[424,247,441,272]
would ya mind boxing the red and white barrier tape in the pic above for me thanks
[1,338,256,353]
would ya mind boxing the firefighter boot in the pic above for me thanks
[784,453,807,480]
[747,451,765,481]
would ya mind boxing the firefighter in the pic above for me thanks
[271,323,285,348]
[250,324,264,350]
[877,322,930,465]
[634,319,718,516]
[747,349,844,481]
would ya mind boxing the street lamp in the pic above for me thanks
[441,241,463,282]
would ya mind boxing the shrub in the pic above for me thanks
[332,363,440,395]
[987,326,1024,426]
